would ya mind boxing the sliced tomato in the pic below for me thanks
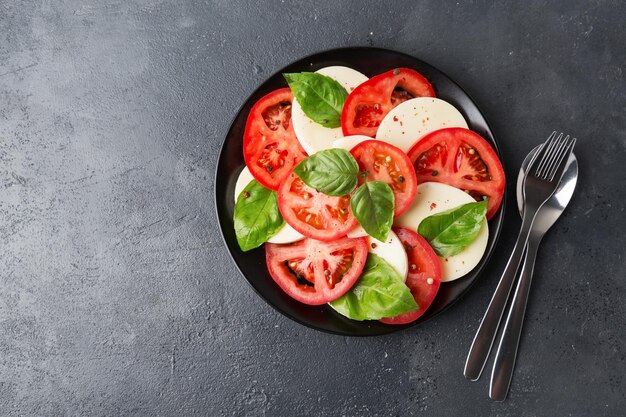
[266,237,368,305]
[243,88,308,190]
[341,68,436,137]
[380,227,442,325]
[278,171,358,241]
[350,140,417,217]
[407,128,505,219]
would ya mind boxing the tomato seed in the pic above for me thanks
[468,148,475,154]
[275,120,281,125]
[398,176,405,183]
[410,264,417,271]
[427,278,434,285]
[303,193,311,200]
[385,156,392,163]
[373,103,380,110]
[266,165,273,172]
[324,269,331,276]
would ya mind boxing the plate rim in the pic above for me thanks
[214,46,506,336]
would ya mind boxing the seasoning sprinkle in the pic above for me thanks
[393,68,400,75]
[410,264,417,271]
[266,165,273,172]
[243,191,250,198]
[431,170,438,176]
[373,103,380,110]
[370,243,378,249]
[398,175,405,183]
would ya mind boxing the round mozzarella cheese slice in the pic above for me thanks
[394,182,488,281]
[376,97,468,152]
[234,167,304,244]
[367,230,408,282]
[266,222,306,244]
[234,166,255,201]
[291,66,368,154]
[331,135,371,152]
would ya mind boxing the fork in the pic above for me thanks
[464,132,577,382]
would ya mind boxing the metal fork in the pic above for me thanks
[464,132,577,381]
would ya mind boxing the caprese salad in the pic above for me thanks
[232,65,505,324]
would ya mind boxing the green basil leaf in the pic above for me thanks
[350,181,394,242]
[283,72,348,128]
[418,200,488,257]
[329,253,418,321]
[293,149,359,196]
[234,179,285,252]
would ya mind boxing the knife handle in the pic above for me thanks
[464,209,537,381]
[490,232,541,400]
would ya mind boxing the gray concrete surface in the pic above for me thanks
[1,0,624,415]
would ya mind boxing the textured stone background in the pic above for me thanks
[1,1,624,416]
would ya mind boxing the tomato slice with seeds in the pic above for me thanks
[380,227,442,325]
[278,171,358,241]
[341,68,436,137]
[407,128,505,220]
[266,237,368,305]
[350,140,417,217]
[243,88,308,190]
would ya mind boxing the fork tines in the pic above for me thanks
[534,131,577,181]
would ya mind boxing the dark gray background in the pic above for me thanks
[1,0,624,416]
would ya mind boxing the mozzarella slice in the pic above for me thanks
[331,135,371,152]
[394,182,488,282]
[376,97,468,152]
[292,66,368,154]
[267,222,306,244]
[234,166,255,201]
[234,167,304,244]
[367,230,408,282]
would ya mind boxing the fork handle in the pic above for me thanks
[464,209,538,380]
[490,230,541,400]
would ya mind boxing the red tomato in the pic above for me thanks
[266,237,368,305]
[341,68,436,137]
[407,128,505,220]
[243,88,308,190]
[380,227,442,325]
[350,140,417,217]
[278,171,358,241]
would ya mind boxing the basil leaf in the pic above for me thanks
[234,180,285,252]
[329,253,418,321]
[418,200,488,257]
[293,149,359,196]
[283,72,348,128]
[350,181,394,242]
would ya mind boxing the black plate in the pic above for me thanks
[215,47,505,336]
